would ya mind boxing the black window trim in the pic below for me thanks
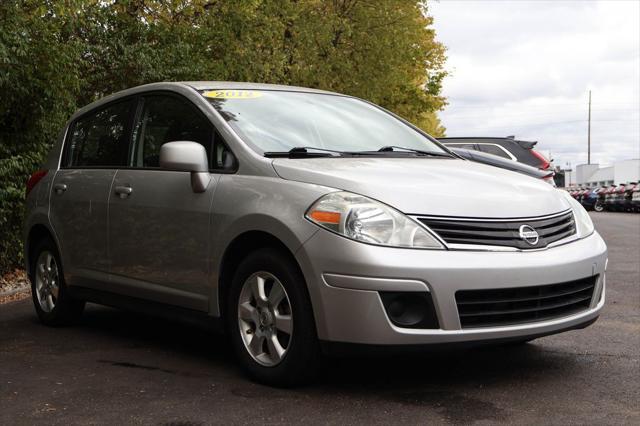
[61,96,138,169]
[61,90,238,174]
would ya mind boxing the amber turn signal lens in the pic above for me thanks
[308,210,341,224]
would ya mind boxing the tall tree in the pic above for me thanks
[0,0,447,273]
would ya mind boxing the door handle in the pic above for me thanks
[114,185,133,198]
[53,183,67,194]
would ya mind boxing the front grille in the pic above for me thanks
[418,210,575,250]
[455,276,597,328]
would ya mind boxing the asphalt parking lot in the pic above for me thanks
[1,212,638,425]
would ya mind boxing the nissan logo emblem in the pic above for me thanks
[519,225,539,245]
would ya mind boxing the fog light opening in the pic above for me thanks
[380,292,439,329]
[387,295,425,326]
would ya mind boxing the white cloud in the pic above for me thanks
[429,0,640,168]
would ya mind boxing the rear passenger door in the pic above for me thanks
[107,94,220,311]
[50,99,135,288]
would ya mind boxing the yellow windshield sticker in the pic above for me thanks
[202,90,262,99]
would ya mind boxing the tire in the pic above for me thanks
[227,248,320,387]
[502,338,535,346]
[594,200,604,212]
[30,237,85,326]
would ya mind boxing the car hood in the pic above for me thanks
[272,158,570,218]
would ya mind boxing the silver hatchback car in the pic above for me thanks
[24,82,607,386]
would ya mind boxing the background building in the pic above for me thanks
[564,159,640,188]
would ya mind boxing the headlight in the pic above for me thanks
[560,190,595,238]
[305,191,444,249]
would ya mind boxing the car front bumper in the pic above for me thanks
[295,230,607,345]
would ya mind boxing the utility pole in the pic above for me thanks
[587,90,592,164]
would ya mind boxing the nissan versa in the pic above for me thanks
[24,82,607,386]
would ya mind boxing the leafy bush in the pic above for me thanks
[0,0,447,274]
[1,1,82,272]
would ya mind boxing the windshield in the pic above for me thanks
[201,90,447,155]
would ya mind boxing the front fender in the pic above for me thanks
[208,174,335,315]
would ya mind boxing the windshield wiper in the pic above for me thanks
[376,146,453,157]
[263,145,453,159]
[263,146,346,158]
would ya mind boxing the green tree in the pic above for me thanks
[0,0,84,273]
[0,0,447,274]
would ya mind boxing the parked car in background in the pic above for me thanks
[631,184,640,212]
[571,187,587,203]
[569,187,580,199]
[24,82,607,386]
[622,182,637,212]
[564,184,640,213]
[598,183,640,213]
[439,136,552,170]
[578,187,590,204]
[573,187,583,201]
[593,187,607,212]
[608,184,629,211]
[449,147,555,185]
[603,184,618,211]
[596,186,608,211]
[581,187,604,212]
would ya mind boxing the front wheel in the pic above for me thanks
[228,248,320,387]
[594,200,604,212]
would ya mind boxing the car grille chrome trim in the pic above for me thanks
[414,209,572,222]
[415,210,576,250]
[455,276,597,328]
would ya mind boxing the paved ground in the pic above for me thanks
[1,212,638,425]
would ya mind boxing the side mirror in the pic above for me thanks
[159,141,211,193]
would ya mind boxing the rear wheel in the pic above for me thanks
[228,248,320,387]
[30,238,84,326]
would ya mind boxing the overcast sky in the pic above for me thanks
[429,0,640,168]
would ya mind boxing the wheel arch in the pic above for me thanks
[217,229,308,322]
[25,223,58,281]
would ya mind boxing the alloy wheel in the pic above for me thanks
[237,271,293,367]
[35,251,60,313]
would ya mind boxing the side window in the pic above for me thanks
[66,100,134,167]
[447,143,477,151]
[212,129,236,170]
[478,144,512,159]
[132,95,214,168]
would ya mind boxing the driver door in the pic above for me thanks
[107,94,219,310]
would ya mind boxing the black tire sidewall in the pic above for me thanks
[227,248,319,387]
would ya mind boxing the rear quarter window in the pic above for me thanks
[65,100,135,167]
[445,143,477,150]
[478,143,513,159]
